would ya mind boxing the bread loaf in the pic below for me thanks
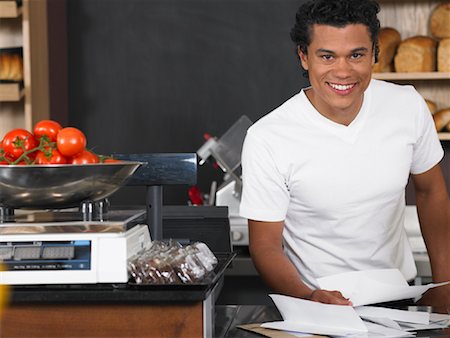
[425,99,438,114]
[432,108,450,131]
[373,27,401,73]
[431,3,450,39]
[438,38,450,72]
[394,36,437,72]
[0,53,23,81]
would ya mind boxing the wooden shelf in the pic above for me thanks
[373,72,450,81]
[0,1,22,18]
[438,133,450,141]
[0,82,24,101]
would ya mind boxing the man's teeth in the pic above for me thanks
[329,83,354,90]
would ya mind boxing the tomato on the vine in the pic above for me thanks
[69,150,99,164]
[33,120,62,142]
[35,149,68,164]
[56,127,86,157]
[2,129,39,160]
[103,158,121,163]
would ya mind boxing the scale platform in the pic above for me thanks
[0,208,152,285]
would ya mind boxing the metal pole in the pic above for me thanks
[147,185,163,240]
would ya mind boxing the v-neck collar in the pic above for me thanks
[300,84,371,143]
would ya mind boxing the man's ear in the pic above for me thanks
[298,46,309,70]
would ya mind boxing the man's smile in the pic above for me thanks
[327,82,357,92]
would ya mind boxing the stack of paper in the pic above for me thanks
[261,269,450,337]
[316,269,449,307]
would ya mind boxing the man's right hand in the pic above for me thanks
[309,289,353,306]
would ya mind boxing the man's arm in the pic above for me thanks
[248,219,351,305]
[412,164,450,310]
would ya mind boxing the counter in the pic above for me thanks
[0,254,234,338]
[216,305,450,338]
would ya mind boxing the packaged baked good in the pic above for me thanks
[394,36,437,72]
[373,27,401,73]
[432,108,450,131]
[438,38,450,72]
[129,240,218,285]
[430,2,450,39]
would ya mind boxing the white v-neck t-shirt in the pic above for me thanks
[239,79,444,288]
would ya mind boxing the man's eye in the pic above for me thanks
[351,53,363,59]
[321,55,333,61]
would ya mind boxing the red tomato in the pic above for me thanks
[2,129,39,160]
[33,120,63,142]
[56,127,86,157]
[35,149,68,164]
[0,150,13,164]
[69,150,99,164]
[103,158,121,163]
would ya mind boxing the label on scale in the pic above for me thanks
[0,240,91,271]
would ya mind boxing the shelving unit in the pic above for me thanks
[375,0,450,141]
[0,0,49,138]
[0,0,22,18]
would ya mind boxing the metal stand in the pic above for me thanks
[147,186,163,241]
[79,199,110,221]
[0,206,14,223]
[114,153,197,241]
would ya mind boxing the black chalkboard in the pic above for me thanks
[67,0,309,204]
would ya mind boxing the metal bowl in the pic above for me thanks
[0,161,142,209]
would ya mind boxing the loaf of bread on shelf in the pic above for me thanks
[433,108,450,132]
[373,27,401,73]
[430,2,450,39]
[425,99,438,115]
[394,36,437,72]
[0,53,23,81]
[438,38,450,72]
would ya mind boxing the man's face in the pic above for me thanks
[299,24,374,123]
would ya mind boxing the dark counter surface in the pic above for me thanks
[9,253,234,304]
[215,305,450,338]
[10,280,222,303]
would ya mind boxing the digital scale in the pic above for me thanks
[0,208,152,285]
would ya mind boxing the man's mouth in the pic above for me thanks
[328,82,356,92]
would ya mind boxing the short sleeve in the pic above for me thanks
[410,96,444,175]
[239,129,290,221]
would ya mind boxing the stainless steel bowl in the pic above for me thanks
[0,161,142,209]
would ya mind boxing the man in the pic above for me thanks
[239,0,450,309]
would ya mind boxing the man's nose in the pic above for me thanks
[334,58,352,77]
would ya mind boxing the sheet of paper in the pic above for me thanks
[430,312,450,323]
[261,294,367,336]
[356,321,415,337]
[360,316,403,330]
[355,306,429,324]
[317,269,450,306]
[398,321,449,331]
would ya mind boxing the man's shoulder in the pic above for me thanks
[371,79,418,97]
[249,91,304,135]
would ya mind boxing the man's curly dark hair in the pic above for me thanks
[290,0,381,63]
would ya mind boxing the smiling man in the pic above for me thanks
[240,0,450,309]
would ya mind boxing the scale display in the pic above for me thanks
[0,240,91,271]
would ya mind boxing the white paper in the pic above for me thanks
[355,306,429,324]
[360,316,403,330]
[430,312,450,323]
[356,321,415,337]
[262,294,368,336]
[317,269,450,306]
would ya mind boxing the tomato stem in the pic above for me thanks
[11,136,56,165]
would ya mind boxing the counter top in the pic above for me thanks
[9,252,234,304]
[215,305,450,338]
[10,280,223,304]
